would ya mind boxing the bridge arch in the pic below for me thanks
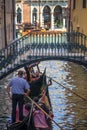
[0,57,87,80]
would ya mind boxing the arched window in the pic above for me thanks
[17,7,22,23]
[32,8,37,25]
[43,6,51,29]
[54,6,62,28]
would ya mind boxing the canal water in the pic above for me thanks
[0,60,87,130]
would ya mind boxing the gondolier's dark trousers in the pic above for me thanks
[12,94,24,123]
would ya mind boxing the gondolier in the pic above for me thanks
[7,70,30,123]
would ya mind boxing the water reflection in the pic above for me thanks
[0,60,87,130]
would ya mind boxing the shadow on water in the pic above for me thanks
[0,60,87,130]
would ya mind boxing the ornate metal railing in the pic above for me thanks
[0,31,87,79]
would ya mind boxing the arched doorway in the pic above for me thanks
[32,8,37,28]
[54,6,62,28]
[17,7,22,24]
[43,6,51,30]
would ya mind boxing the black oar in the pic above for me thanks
[26,95,64,130]
[47,76,87,101]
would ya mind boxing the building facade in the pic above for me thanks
[16,0,68,30]
[70,0,87,35]
[0,0,15,49]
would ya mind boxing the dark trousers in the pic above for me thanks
[12,94,24,123]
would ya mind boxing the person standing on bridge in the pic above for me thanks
[7,70,30,123]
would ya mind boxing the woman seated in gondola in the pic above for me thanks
[24,61,42,82]
[29,67,39,81]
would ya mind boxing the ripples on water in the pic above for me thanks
[39,61,87,130]
[0,61,87,130]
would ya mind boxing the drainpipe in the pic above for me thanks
[3,0,7,47]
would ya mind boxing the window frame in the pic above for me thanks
[73,0,76,9]
[82,0,86,8]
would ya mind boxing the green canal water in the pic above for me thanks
[0,60,87,130]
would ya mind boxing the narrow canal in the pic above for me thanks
[0,60,87,130]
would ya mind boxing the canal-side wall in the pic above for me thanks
[0,0,15,50]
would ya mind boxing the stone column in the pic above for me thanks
[51,11,54,30]
[63,18,65,28]
[62,8,66,29]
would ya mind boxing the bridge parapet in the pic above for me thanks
[0,31,87,79]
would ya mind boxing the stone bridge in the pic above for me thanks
[0,31,87,79]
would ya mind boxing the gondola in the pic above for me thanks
[6,65,53,130]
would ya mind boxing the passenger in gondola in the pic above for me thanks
[33,107,49,130]
[32,97,49,130]
[29,62,42,80]
[24,95,53,130]
[25,61,42,82]
[24,101,49,130]
[29,67,38,78]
